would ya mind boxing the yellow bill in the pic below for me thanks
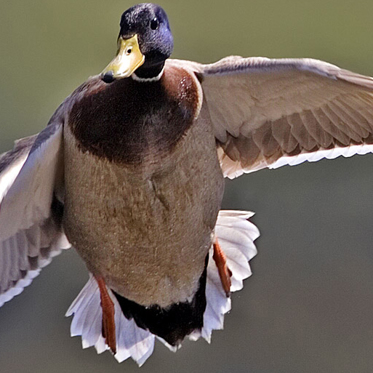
[101,34,145,80]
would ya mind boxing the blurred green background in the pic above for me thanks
[0,0,372,372]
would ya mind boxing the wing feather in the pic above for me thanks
[0,119,70,307]
[184,57,373,177]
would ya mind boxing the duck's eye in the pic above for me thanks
[150,17,159,30]
[126,47,132,55]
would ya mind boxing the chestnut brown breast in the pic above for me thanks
[68,66,200,164]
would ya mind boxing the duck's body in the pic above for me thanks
[0,2,373,366]
[63,67,224,307]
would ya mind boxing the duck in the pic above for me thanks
[0,2,372,366]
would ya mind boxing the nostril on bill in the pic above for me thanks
[102,71,115,83]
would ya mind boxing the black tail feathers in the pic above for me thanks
[113,255,208,346]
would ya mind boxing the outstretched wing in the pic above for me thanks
[193,57,373,178]
[0,117,70,307]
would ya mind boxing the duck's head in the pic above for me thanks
[102,3,173,82]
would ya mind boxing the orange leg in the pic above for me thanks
[95,276,117,354]
[213,239,232,297]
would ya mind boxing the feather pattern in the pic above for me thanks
[0,122,70,307]
[169,57,373,178]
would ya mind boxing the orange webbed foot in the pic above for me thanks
[95,276,117,354]
[213,239,232,297]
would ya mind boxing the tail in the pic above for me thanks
[112,253,209,347]
[66,210,259,366]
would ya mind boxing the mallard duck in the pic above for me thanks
[0,2,372,365]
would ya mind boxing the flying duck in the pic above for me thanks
[0,2,372,366]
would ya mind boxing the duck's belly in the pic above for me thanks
[63,120,224,307]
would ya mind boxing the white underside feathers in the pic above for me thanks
[220,143,373,179]
[0,227,70,308]
[268,144,373,170]
[0,268,40,308]
[66,210,259,365]
[201,210,259,341]
[66,274,155,366]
